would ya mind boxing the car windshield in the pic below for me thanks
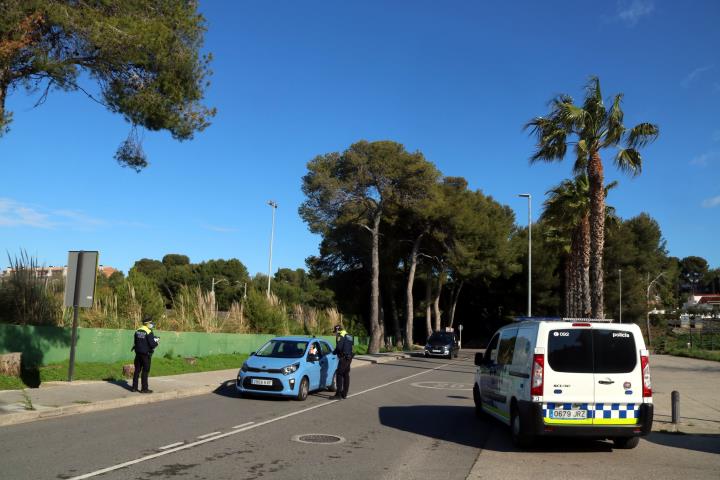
[428,333,454,343]
[255,340,308,358]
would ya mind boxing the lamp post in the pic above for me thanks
[646,272,664,347]
[518,193,531,317]
[619,269,622,323]
[266,200,278,297]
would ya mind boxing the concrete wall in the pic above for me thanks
[0,324,337,366]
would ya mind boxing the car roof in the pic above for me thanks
[271,336,326,342]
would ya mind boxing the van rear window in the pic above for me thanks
[594,330,637,373]
[547,329,594,373]
[547,329,637,373]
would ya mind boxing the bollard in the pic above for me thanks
[671,390,680,425]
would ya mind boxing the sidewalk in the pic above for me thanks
[0,352,411,427]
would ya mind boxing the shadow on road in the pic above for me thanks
[645,432,720,454]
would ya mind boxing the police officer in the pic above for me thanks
[331,325,354,400]
[131,316,160,393]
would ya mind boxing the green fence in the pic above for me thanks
[0,324,337,366]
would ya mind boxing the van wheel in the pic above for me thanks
[327,372,337,392]
[613,436,640,449]
[510,406,533,448]
[473,385,484,418]
[296,377,309,401]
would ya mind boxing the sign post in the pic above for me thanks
[63,251,99,382]
[458,324,463,349]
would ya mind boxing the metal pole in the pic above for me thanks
[266,200,277,297]
[619,269,622,323]
[68,251,83,382]
[671,390,680,425]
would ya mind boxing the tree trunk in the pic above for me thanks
[433,271,444,332]
[563,256,572,317]
[368,212,383,354]
[0,81,8,132]
[404,233,423,348]
[580,213,591,317]
[588,151,606,319]
[386,274,402,349]
[425,268,432,338]
[449,281,464,327]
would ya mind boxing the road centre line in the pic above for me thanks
[232,421,255,429]
[197,431,221,439]
[67,359,453,480]
[157,442,184,450]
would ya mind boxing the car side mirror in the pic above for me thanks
[308,354,319,362]
[474,352,484,366]
[249,352,255,356]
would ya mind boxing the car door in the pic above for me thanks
[319,341,336,387]
[305,342,322,390]
[494,328,518,422]
[480,333,502,418]
[592,326,643,425]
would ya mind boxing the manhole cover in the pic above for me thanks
[292,433,345,444]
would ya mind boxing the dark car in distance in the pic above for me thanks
[424,331,459,359]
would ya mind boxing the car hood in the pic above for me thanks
[244,355,303,370]
[427,340,451,348]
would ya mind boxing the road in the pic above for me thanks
[0,352,718,479]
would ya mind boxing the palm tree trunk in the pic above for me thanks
[588,151,606,319]
[404,233,424,348]
[563,256,572,317]
[368,212,382,354]
[580,214,591,317]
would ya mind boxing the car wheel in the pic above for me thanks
[473,384,484,418]
[327,371,337,392]
[296,377,309,401]
[424,351,429,358]
[510,406,533,448]
[613,436,640,449]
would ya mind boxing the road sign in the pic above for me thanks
[63,251,99,308]
[63,251,99,382]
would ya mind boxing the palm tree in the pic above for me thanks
[526,77,658,318]
[542,176,617,317]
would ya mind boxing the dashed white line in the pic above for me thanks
[67,359,452,480]
[157,442,184,450]
[232,421,255,429]
[197,431,221,439]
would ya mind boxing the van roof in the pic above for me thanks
[513,316,614,323]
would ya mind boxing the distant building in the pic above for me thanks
[683,294,720,310]
[0,265,120,280]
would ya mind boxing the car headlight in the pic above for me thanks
[443,346,450,351]
[281,362,300,375]
[241,363,248,372]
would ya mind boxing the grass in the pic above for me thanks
[660,347,720,362]
[0,353,249,390]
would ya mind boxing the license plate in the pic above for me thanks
[433,350,441,353]
[251,378,273,386]
[550,409,587,419]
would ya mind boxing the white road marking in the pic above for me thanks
[157,442,184,450]
[67,359,453,480]
[197,431,221,439]
[232,421,255,429]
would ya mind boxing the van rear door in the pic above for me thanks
[592,327,642,425]
[544,326,595,425]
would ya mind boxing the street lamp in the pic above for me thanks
[266,200,278,297]
[518,193,531,317]
[646,272,664,347]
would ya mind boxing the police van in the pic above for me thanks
[473,317,653,449]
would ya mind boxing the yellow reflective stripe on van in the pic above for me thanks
[482,402,510,420]
[593,418,639,425]
[543,418,593,425]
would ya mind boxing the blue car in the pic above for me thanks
[236,336,339,401]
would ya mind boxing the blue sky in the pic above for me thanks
[1,0,719,275]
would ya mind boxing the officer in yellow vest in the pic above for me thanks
[131,316,160,393]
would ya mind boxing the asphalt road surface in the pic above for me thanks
[1,351,718,480]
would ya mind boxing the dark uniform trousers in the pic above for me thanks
[132,353,152,391]
[336,356,352,398]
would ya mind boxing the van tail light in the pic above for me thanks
[531,354,544,396]
[641,354,652,398]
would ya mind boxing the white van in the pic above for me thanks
[473,318,653,449]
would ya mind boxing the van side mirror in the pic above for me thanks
[474,352,484,366]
